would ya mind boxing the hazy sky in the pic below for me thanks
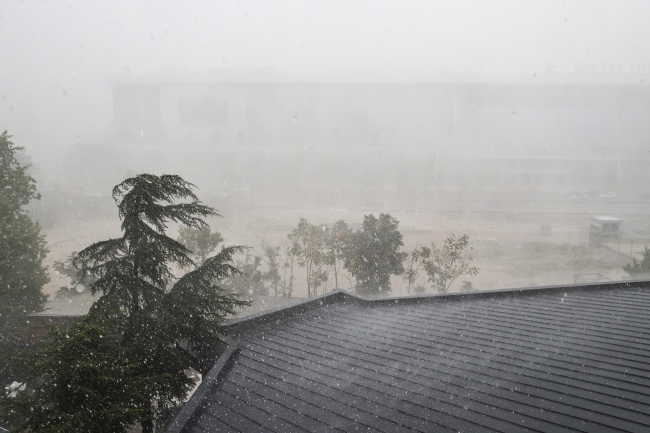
[1,0,650,153]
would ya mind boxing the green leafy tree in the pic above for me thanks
[0,131,48,388]
[344,213,406,296]
[288,218,327,297]
[177,226,224,267]
[623,246,650,278]
[423,234,479,294]
[221,252,267,296]
[5,174,251,433]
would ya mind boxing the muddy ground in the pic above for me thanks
[42,207,643,317]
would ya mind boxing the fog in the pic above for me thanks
[3,0,650,152]
[2,0,650,297]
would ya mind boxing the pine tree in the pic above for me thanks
[2,174,249,432]
[0,296,152,433]
[0,131,48,389]
[53,252,98,295]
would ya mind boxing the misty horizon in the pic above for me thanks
[2,0,650,155]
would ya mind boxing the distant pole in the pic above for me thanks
[612,148,620,185]
[433,146,440,188]
[595,136,620,185]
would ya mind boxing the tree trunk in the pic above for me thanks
[141,404,154,433]
[141,419,153,433]
[306,260,312,297]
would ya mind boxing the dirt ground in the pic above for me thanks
[42,207,642,310]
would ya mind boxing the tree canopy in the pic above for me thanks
[0,131,48,388]
[177,226,224,267]
[53,252,97,295]
[344,213,406,295]
[1,297,152,433]
[422,234,479,294]
[0,131,40,210]
[2,174,249,433]
[220,251,267,297]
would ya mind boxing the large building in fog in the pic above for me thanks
[107,69,650,152]
[96,70,650,202]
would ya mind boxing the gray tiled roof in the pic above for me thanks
[170,282,650,432]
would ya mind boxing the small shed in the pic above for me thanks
[589,215,622,244]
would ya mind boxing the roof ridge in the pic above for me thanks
[223,280,650,336]
[223,289,366,335]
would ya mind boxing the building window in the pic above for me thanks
[179,99,228,127]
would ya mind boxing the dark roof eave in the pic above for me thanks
[222,279,650,337]
[166,344,241,433]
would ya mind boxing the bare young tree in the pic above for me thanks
[261,240,282,296]
[343,272,355,290]
[324,220,350,290]
[288,218,326,297]
[402,245,430,295]
[310,267,329,296]
[281,240,297,298]
[423,234,479,294]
